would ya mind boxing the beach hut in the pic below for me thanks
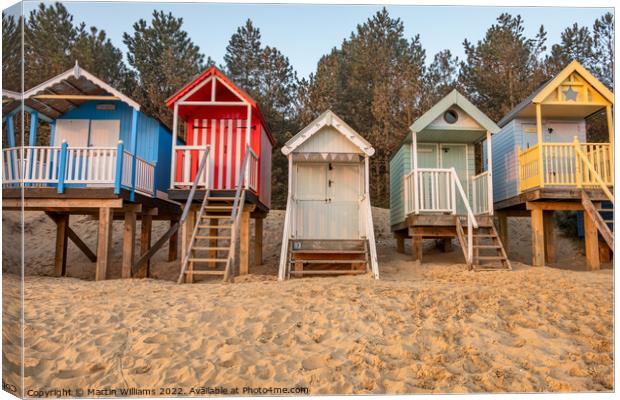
[389,90,510,270]
[166,67,274,282]
[2,63,182,280]
[278,110,379,280]
[492,60,614,269]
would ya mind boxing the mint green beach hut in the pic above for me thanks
[389,90,510,270]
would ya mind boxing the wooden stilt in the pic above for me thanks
[584,210,600,270]
[138,214,153,278]
[239,208,251,275]
[530,208,545,267]
[543,211,556,264]
[442,238,452,252]
[599,241,612,263]
[168,219,178,261]
[185,210,195,283]
[121,210,136,279]
[96,207,113,281]
[254,217,263,266]
[396,235,405,254]
[412,236,422,262]
[53,213,69,277]
[497,211,508,249]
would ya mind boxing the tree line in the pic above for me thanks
[2,4,614,208]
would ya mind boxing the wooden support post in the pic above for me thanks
[185,210,195,283]
[412,236,423,262]
[138,214,153,278]
[441,238,452,252]
[96,207,113,281]
[122,210,136,279]
[496,211,508,249]
[254,217,263,266]
[543,211,556,264]
[53,213,69,277]
[396,235,405,254]
[530,207,545,267]
[168,219,178,261]
[239,208,251,275]
[584,210,600,270]
[208,218,219,268]
[599,241,612,263]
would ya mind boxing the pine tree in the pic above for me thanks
[460,13,548,121]
[71,24,134,90]
[546,23,594,76]
[223,19,263,93]
[2,13,22,92]
[123,10,205,127]
[422,50,460,110]
[24,2,77,88]
[592,12,614,88]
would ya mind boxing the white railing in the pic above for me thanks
[471,171,491,215]
[362,194,379,279]
[1,145,156,196]
[64,147,117,184]
[245,147,259,191]
[404,167,479,265]
[173,145,211,187]
[133,155,156,196]
[2,146,62,185]
[404,168,455,214]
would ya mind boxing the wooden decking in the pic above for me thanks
[495,187,613,270]
[3,187,182,280]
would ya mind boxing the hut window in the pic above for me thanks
[443,109,458,124]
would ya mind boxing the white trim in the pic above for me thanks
[178,100,246,106]
[170,103,179,188]
[24,64,140,110]
[282,110,375,156]
[178,76,213,103]
[218,120,225,189]
[486,130,494,215]
[226,119,233,188]
[2,89,21,100]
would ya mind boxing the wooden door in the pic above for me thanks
[440,144,468,214]
[54,119,89,147]
[416,144,438,211]
[295,163,328,239]
[327,163,360,239]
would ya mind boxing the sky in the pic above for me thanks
[11,1,614,79]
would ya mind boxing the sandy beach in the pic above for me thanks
[2,208,614,394]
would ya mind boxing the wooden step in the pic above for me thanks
[604,219,614,224]
[289,270,366,275]
[189,258,228,263]
[473,266,511,271]
[472,234,494,238]
[185,270,225,275]
[291,249,366,254]
[207,196,236,201]
[204,206,235,210]
[476,256,506,261]
[197,224,232,229]
[195,235,231,240]
[201,215,233,220]
[290,259,368,264]
[473,244,501,249]
[191,246,230,251]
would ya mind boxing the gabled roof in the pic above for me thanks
[282,110,375,156]
[410,89,500,134]
[498,60,614,127]
[24,62,140,111]
[166,66,273,144]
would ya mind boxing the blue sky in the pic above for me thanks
[15,2,613,78]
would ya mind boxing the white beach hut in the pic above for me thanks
[278,110,379,280]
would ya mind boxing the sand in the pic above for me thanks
[1,208,614,395]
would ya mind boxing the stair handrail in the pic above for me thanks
[278,192,294,280]
[362,194,380,279]
[176,146,212,283]
[451,167,478,264]
[223,146,254,281]
[573,138,614,204]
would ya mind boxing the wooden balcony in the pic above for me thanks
[518,139,613,192]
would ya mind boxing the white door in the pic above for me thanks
[295,163,328,239]
[54,119,89,147]
[328,164,360,239]
[295,162,361,239]
[89,120,120,146]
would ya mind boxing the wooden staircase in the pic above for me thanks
[457,216,511,271]
[581,191,614,251]
[287,239,370,278]
[177,190,246,283]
